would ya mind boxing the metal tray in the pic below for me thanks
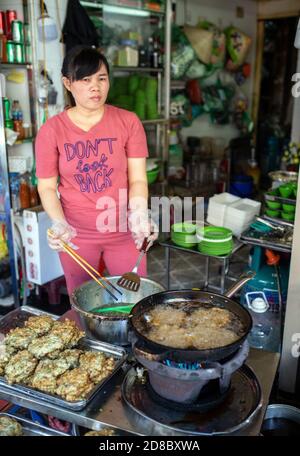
[0,412,70,436]
[263,215,294,227]
[239,229,292,253]
[264,192,296,206]
[0,306,127,411]
[0,305,59,336]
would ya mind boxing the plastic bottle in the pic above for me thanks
[13,119,24,140]
[168,130,184,177]
[152,38,160,68]
[11,100,20,120]
[29,183,38,207]
[19,173,30,209]
[147,36,154,67]
[9,173,20,211]
[246,144,261,189]
[245,291,281,352]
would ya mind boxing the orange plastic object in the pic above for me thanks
[265,249,280,266]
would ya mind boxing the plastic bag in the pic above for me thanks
[186,79,202,105]
[185,60,206,79]
[202,80,235,124]
[225,26,252,70]
[171,44,195,79]
[198,20,226,65]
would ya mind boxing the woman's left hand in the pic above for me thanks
[128,210,159,251]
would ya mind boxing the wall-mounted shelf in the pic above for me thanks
[1,63,32,69]
[80,1,165,16]
[142,118,169,125]
[113,66,163,73]
[8,137,34,147]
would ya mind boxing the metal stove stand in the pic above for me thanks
[0,348,280,436]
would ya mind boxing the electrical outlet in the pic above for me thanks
[236,6,244,18]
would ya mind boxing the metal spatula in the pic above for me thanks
[117,238,149,292]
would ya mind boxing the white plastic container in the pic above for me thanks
[225,198,261,225]
[207,192,240,225]
[221,220,251,236]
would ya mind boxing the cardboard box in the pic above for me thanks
[23,207,63,285]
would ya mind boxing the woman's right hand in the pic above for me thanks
[47,219,78,251]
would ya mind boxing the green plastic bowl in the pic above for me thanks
[281,211,295,222]
[265,208,280,218]
[171,223,198,247]
[196,226,232,241]
[171,237,197,248]
[268,189,279,196]
[171,222,197,234]
[147,167,160,184]
[282,203,295,213]
[279,184,293,198]
[293,185,298,198]
[266,200,281,210]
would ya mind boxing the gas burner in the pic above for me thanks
[122,363,262,436]
[146,378,231,413]
[133,341,249,404]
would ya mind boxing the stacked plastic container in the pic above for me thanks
[207,192,261,236]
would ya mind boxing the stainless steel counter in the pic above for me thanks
[0,348,280,436]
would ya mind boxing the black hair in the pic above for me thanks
[61,45,110,81]
[61,46,110,107]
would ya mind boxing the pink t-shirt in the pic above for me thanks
[35,104,148,237]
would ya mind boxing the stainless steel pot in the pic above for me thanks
[70,276,165,345]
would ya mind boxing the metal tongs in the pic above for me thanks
[255,217,285,233]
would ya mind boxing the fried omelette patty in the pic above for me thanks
[5,350,38,384]
[56,367,94,401]
[79,352,116,384]
[30,358,70,394]
[50,320,84,349]
[85,429,115,436]
[25,315,54,336]
[0,343,16,376]
[0,416,23,436]
[27,334,64,359]
[5,327,37,350]
[57,349,82,369]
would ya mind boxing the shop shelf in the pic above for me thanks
[142,118,168,125]
[264,214,294,227]
[114,66,163,73]
[264,191,296,206]
[1,63,32,69]
[8,137,34,147]
[80,1,165,16]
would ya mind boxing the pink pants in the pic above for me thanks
[59,232,147,295]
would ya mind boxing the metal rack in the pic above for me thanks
[0,84,18,306]
[0,2,38,307]
[80,0,172,179]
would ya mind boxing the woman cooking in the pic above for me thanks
[35,45,157,295]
